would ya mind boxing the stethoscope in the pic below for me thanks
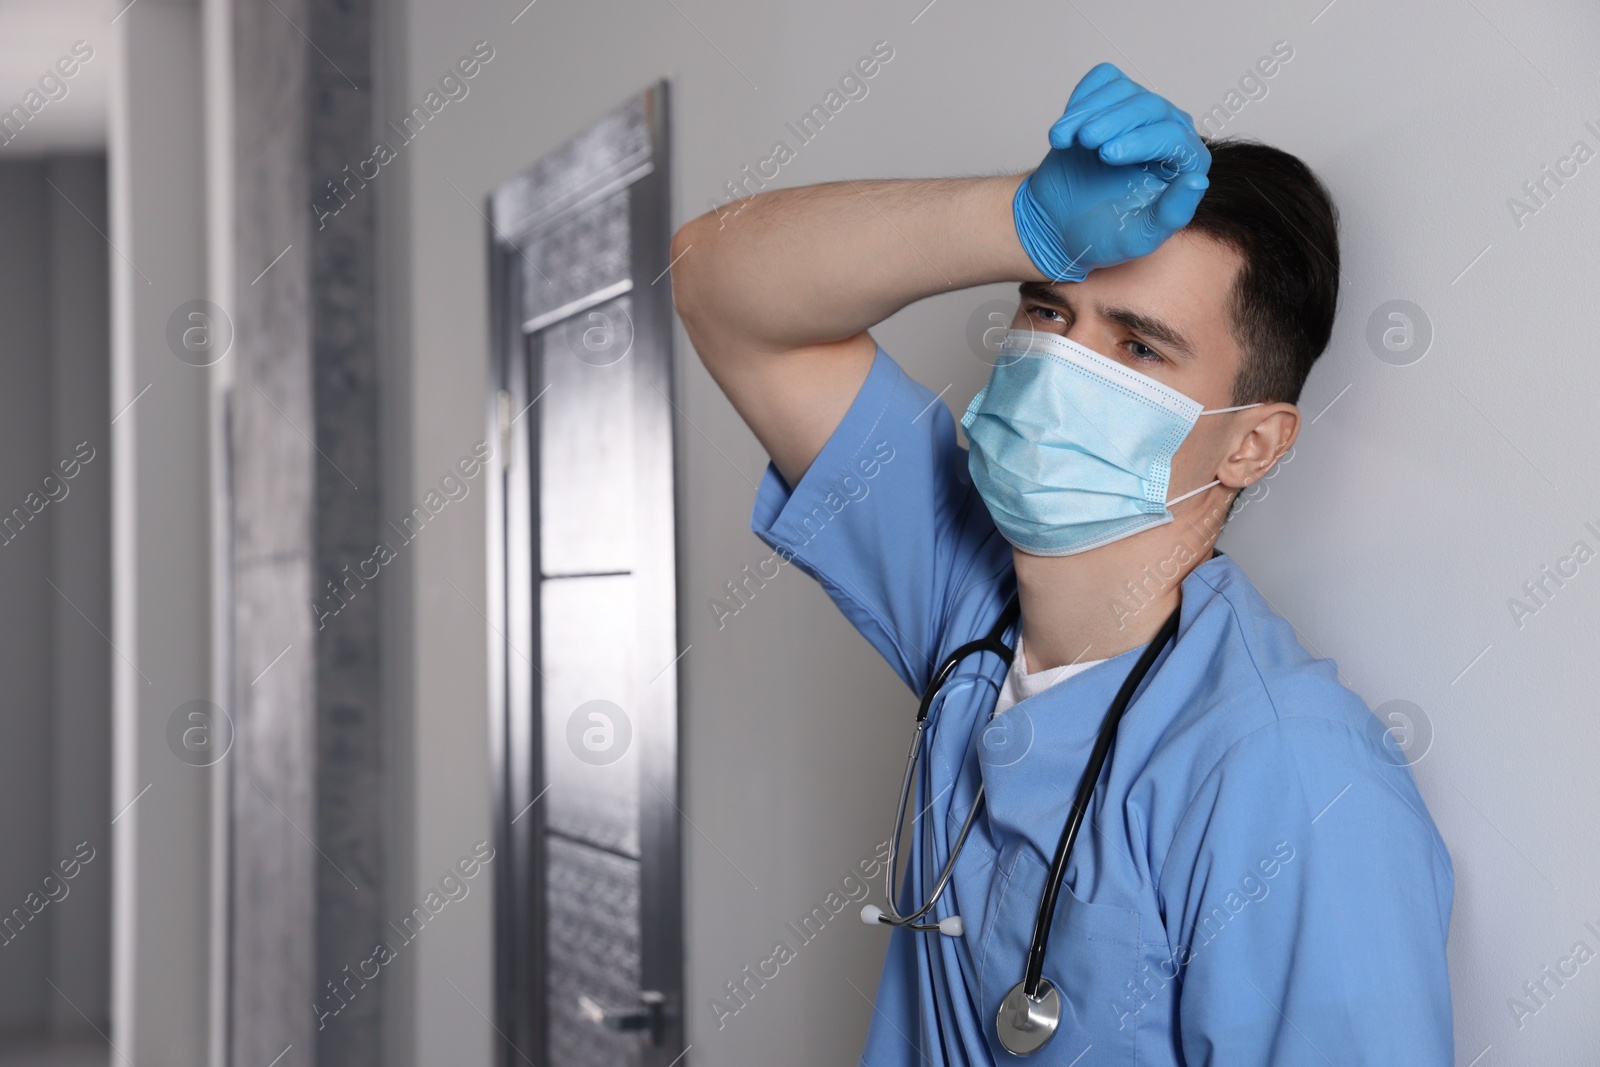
[859,589,1181,1056]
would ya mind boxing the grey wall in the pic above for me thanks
[46,155,112,1037]
[383,0,1600,1064]
[0,156,113,1038]
[306,0,387,1060]
[226,0,390,1061]
[0,155,112,1038]
[225,0,319,1059]
[0,159,58,1036]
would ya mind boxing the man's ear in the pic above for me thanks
[1217,403,1299,490]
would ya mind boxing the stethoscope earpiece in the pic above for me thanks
[861,903,965,937]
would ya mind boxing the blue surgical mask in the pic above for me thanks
[959,328,1261,556]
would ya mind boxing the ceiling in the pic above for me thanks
[0,0,114,157]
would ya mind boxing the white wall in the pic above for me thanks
[108,1,213,1061]
[387,0,1600,1062]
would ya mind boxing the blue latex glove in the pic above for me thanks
[1014,63,1212,282]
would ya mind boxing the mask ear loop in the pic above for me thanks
[1165,479,1218,506]
[1165,402,1266,506]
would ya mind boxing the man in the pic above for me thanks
[671,63,1453,1065]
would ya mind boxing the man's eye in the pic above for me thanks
[1124,339,1163,364]
[1026,304,1065,323]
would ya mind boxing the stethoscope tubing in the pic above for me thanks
[1020,601,1181,996]
[879,593,1022,928]
[874,588,1182,1002]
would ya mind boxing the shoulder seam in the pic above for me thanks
[1152,573,1447,897]
[1192,565,1453,877]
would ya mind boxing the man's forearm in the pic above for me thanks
[672,174,1044,353]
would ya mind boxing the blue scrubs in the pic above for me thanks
[750,344,1455,1066]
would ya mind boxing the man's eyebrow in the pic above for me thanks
[1017,280,1067,308]
[1100,304,1197,362]
[1015,281,1197,362]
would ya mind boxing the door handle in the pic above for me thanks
[577,989,675,1045]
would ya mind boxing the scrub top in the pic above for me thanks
[749,343,1455,1066]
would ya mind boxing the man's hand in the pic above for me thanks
[1014,62,1212,283]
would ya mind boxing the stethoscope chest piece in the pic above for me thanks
[996,978,1062,1056]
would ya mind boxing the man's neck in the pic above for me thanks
[1014,493,1229,672]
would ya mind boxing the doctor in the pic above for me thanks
[671,63,1453,1065]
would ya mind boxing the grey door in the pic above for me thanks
[487,83,683,1067]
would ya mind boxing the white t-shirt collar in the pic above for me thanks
[991,634,1107,718]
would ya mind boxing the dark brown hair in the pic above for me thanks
[1185,136,1341,406]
